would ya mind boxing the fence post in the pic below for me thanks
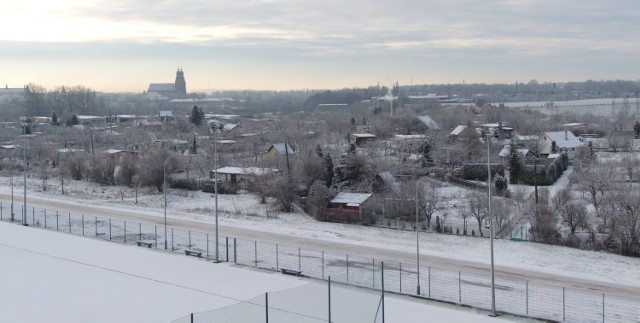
[327,276,333,323]
[188,230,192,248]
[254,241,258,267]
[428,267,431,298]
[171,228,174,250]
[233,238,237,264]
[190,313,194,323]
[155,226,158,248]
[82,214,85,236]
[124,221,127,243]
[399,262,402,293]
[109,218,112,240]
[381,261,385,323]
[265,292,269,323]
[458,271,462,303]
[44,209,47,228]
[0,202,2,220]
[68,212,71,233]
[139,223,142,242]
[602,293,605,323]
[321,251,324,279]
[525,281,529,315]
[56,211,59,231]
[206,234,210,258]
[276,244,279,271]
[94,216,98,237]
[346,254,349,284]
[562,287,566,322]
[32,206,34,226]
[298,247,301,272]
[225,236,229,262]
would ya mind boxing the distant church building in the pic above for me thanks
[147,68,187,98]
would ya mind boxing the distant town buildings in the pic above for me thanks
[147,69,187,98]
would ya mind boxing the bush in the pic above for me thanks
[494,175,508,196]
[462,163,504,181]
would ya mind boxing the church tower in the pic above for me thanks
[174,68,186,97]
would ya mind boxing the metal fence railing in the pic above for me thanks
[1,201,638,322]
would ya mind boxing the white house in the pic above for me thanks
[539,131,583,159]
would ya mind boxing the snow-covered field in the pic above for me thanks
[0,221,523,323]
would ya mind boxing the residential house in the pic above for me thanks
[263,143,296,158]
[329,192,373,223]
[539,131,583,159]
[159,111,174,122]
[211,166,280,183]
[350,133,376,146]
[416,115,441,130]
[105,149,139,164]
[449,125,474,141]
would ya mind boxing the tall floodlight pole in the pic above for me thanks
[214,125,220,263]
[10,149,15,221]
[487,137,497,316]
[22,123,28,226]
[414,176,429,295]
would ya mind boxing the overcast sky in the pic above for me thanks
[1,0,639,92]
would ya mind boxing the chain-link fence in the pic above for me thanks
[171,280,384,323]
[1,201,638,322]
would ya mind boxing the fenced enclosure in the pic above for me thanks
[171,280,384,323]
[1,201,639,322]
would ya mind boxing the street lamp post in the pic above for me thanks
[414,176,430,295]
[22,123,28,226]
[211,124,222,263]
[487,138,497,316]
[9,148,15,221]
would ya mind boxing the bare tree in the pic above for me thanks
[608,188,640,256]
[417,180,444,228]
[619,154,640,186]
[467,192,488,236]
[561,202,588,235]
[573,162,613,218]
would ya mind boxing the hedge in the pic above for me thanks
[462,163,505,181]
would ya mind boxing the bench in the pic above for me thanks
[280,268,302,277]
[136,241,152,248]
[184,250,202,258]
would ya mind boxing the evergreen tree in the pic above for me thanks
[51,111,58,125]
[322,153,334,187]
[315,144,323,158]
[191,133,197,154]
[634,121,640,139]
[190,105,204,126]
[508,144,522,184]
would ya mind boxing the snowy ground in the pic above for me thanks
[0,171,639,294]
[0,221,527,323]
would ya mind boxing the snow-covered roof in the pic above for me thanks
[216,140,236,144]
[548,153,561,159]
[561,123,586,128]
[498,145,530,157]
[394,134,427,140]
[351,133,376,138]
[57,148,86,153]
[214,166,278,176]
[105,149,123,154]
[515,134,539,141]
[0,145,16,149]
[543,131,583,149]
[223,123,241,131]
[159,111,173,117]
[417,115,440,130]
[330,192,373,206]
[268,143,295,155]
[450,125,467,136]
